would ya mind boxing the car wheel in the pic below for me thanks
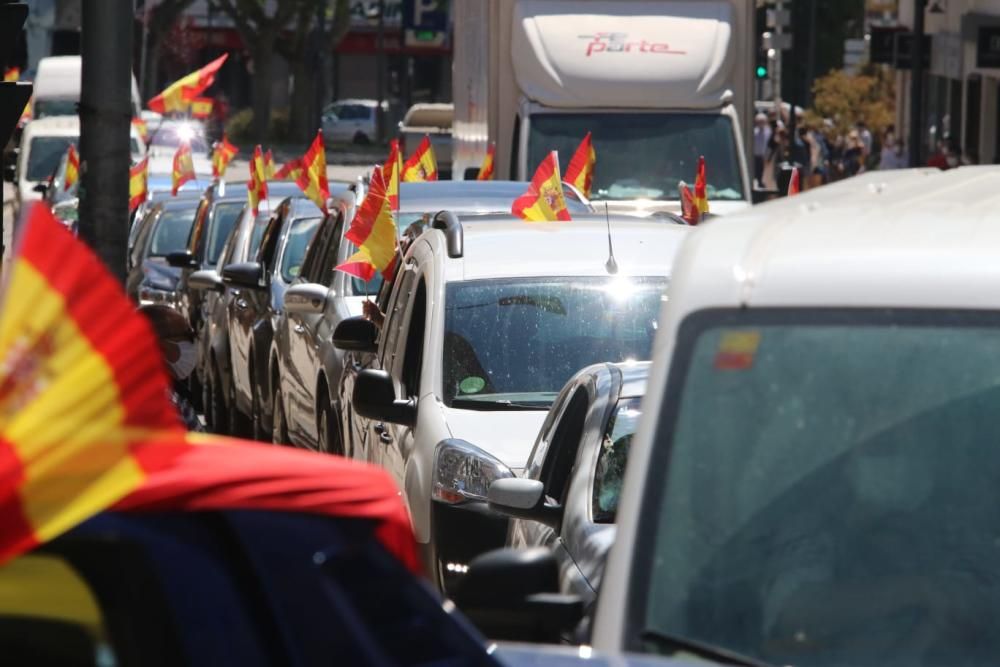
[272,386,289,445]
[352,131,370,145]
[318,400,344,456]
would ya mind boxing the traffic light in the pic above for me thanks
[755,51,769,79]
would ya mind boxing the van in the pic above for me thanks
[33,56,142,120]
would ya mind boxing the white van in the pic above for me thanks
[33,56,142,120]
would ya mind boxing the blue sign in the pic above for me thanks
[402,0,449,33]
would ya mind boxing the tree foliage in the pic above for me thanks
[807,68,896,138]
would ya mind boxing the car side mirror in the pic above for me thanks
[488,478,561,529]
[352,369,416,426]
[188,268,224,293]
[284,282,329,315]
[451,547,583,642]
[33,181,48,194]
[332,316,378,353]
[165,250,198,269]
[221,261,264,289]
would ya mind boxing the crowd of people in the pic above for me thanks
[752,106,974,193]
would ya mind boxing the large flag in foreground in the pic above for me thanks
[129,158,148,213]
[402,135,437,182]
[563,132,595,198]
[0,204,418,571]
[148,54,228,114]
[512,151,572,222]
[336,166,398,281]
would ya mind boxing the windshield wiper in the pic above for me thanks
[450,398,550,411]
[640,628,776,667]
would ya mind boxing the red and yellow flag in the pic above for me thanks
[383,139,402,210]
[3,67,20,82]
[171,142,195,196]
[476,143,496,181]
[294,131,329,213]
[693,155,709,215]
[129,158,148,213]
[63,145,80,192]
[264,149,276,180]
[190,96,214,119]
[211,134,238,179]
[0,204,183,560]
[563,132,596,198]
[787,166,801,196]
[248,145,268,216]
[679,181,699,225]
[131,117,148,143]
[402,135,437,182]
[147,54,228,114]
[338,166,398,281]
[274,158,302,181]
[512,151,572,222]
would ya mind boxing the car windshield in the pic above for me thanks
[280,217,321,283]
[528,112,743,202]
[33,99,77,118]
[148,208,197,257]
[206,202,246,265]
[593,395,643,523]
[27,136,77,182]
[636,310,1000,667]
[149,125,208,153]
[443,277,666,409]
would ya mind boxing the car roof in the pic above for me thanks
[156,197,202,212]
[666,166,1000,313]
[399,180,590,214]
[435,214,689,282]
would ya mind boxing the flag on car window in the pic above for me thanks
[383,139,402,209]
[694,155,709,215]
[402,135,437,182]
[147,53,228,114]
[679,181,699,225]
[171,142,195,196]
[263,149,277,180]
[563,132,595,198]
[512,151,572,222]
[131,117,148,143]
[338,165,398,281]
[3,67,19,82]
[294,131,329,213]
[63,145,79,192]
[274,158,303,182]
[129,158,148,213]
[211,134,238,180]
[787,166,801,196]
[248,145,268,216]
[476,143,496,181]
[190,96,214,119]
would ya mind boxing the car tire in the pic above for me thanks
[318,400,344,456]
[352,131,370,145]
[272,386,289,445]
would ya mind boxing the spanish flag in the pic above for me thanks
[129,158,148,213]
[3,67,19,82]
[131,117,148,143]
[211,134,238,180]
[383,139,401,210]
[190,96,214,120]
[338,166,398,281]
[787,166,801,196]
[402,135,437,182]
[693,155,709,215]
[147,53,228,114]
[247,145,268,216]
[293,131,329,213]
[512,151,571,222]
[274,158,302,182]
[171,142,195,196]
[679,181,699,225]
[563,133,595,198]
[264,149,276,180]
[0,204,184,560]
[477,143,496,181]
[63,145,80,192]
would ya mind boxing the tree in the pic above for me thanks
[807,68,895,138]
[213,0,300,141]
[138,0,197,101]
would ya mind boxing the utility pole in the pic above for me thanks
[375,0,385,144]
[909,0,926,167]
[773,0,784,104]
[78,0,132,283]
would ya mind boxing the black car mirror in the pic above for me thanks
[352,369,416,426]
[451,547,583,642]
[188,269,224,293]
[221,262,264,289]
[487,478,561,529]
[284,282,329,315]
[332,316,378,353]
[33,181,48,194]
[165,250,198,269]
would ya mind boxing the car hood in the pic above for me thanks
[441,406,547,470]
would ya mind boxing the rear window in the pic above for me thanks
[149,209,197,257]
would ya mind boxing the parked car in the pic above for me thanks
[333,212,688,591]
[275,179,594,455]
[128,189,202,257]
[125,198,201,308]
[223,196,322,442]
[398,103,453,179]
[321,98,385,145]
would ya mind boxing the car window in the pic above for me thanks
[279,217,321,283]
[26,136,77,182]
[592,396,643,523]
[248,213,271,259]
[398,279,427,398]
[206,202,246,265]
[381,265,417,368]
[148,208,197,257]
[318,214,346,287]
[538,386,589,506]
[188,199,210,255]
[300,214,337,284]
[130,208,159,267]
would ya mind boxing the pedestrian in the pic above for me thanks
[856,120,873,162]
[139,304,203,431]
[879,128,906,170]
[753,112,772,187]
[927,138,958,170]
[762,126,786,191]
[842,131,865,178]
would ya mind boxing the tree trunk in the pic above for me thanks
[251,37,275,142]
[289,59,315,143]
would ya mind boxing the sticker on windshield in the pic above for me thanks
[714,330,761,371]
[459,376,487,394]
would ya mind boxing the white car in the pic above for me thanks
[321,99,384,145]
[333,212,689,590]
[32,55,143,119]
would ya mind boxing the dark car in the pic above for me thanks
[128,188,201,259]
[224,196,322,442]
[125,198,201,308]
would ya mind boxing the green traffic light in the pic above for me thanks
[756,65,768,78]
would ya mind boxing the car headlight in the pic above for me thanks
[432,439,514,505]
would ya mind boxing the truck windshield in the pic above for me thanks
[528,112,743,202]
[633,309,1000,667]
[27,136,77,182]
[443,277,666,409]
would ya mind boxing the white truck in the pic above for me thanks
[452,0,754,215]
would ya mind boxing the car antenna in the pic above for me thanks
[604,202,618,275]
